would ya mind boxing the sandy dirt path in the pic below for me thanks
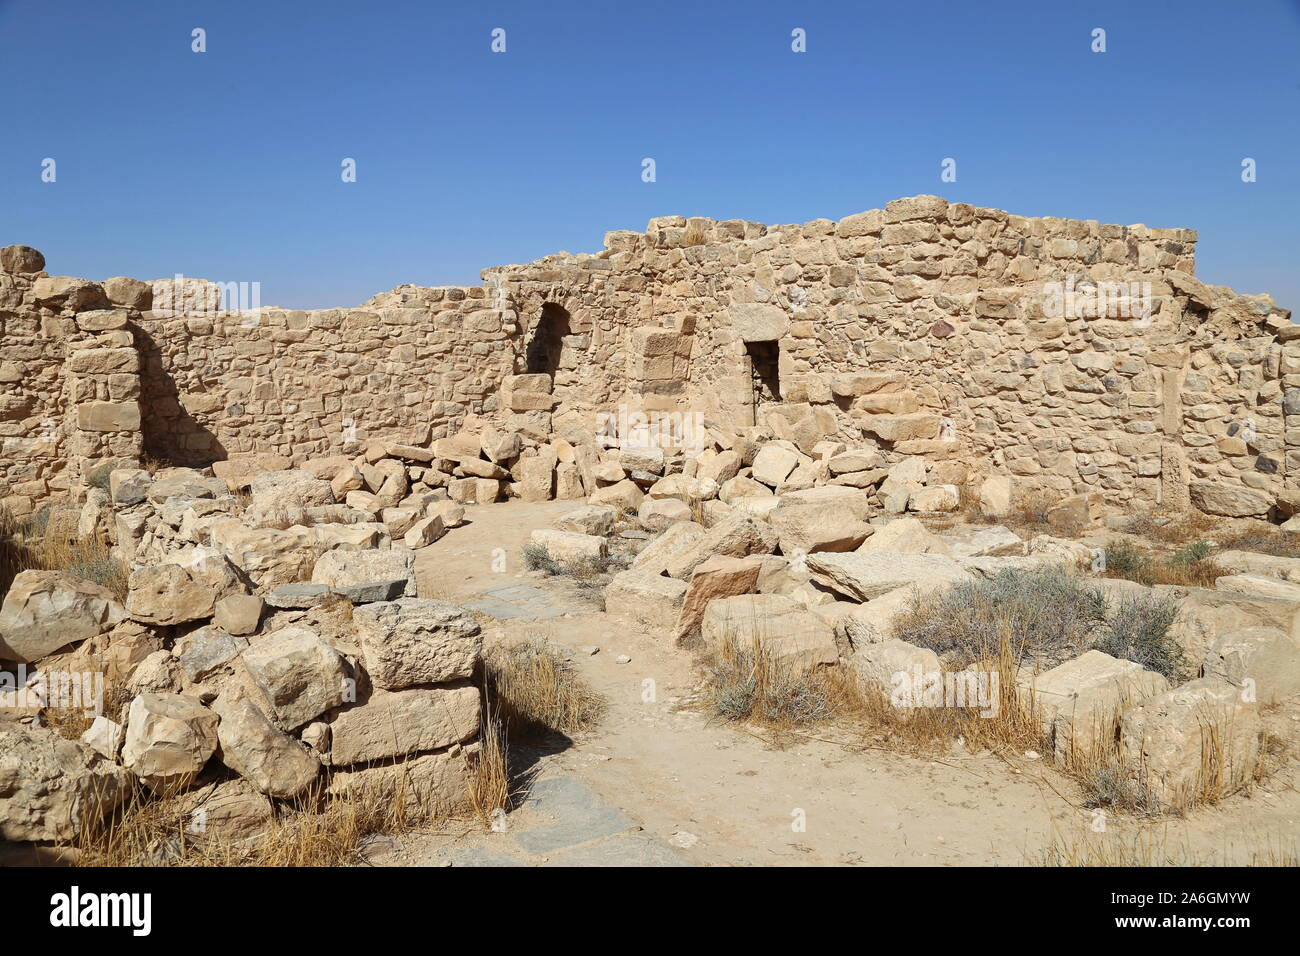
[391,501,1300,867]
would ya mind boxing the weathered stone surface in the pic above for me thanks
[327,747,470,817]
[249,469,336,511]
[121,692,219,794]
[663,514,778,580]
[174,625,248,681]
[0,570,127,663]
[1188,482,1271,518]
[701,593,838,669]
[1203,626,1300,705]
[213,593,264,636]
[857,516,951,555]
[1214,574,1300,602]
[676,554,765,641]
[553,505,616,536]
[351,599,482,690]
[806,551,971,602]
[938,525,1024,558]
[211,453,292,491]
[638,495,693,532]
[768,503,871,554]
[312,547,415,595]
[126,548,246,626]
[1019,650,1170,763]
[908,484,959,512]
[1119,678,1262,809]
[76,401,141,432]
[729,303,789,342]
[851,638,940,688]
[751,445,801,487]
[213,683,320,797]
[605,570,688,631]
[841,585,918,646]
[109,468,152,506]
[328,682,479,765]
[0,724,130,841]
[529,528,607,564]
[240,626,349,729]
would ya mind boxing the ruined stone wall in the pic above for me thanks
[493,195,1292,516]
[2,194,1294,519]
[134,281,518,469]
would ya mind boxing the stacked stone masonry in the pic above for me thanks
[1,195,1293,519]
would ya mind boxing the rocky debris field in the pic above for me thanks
[1,412,1298,863]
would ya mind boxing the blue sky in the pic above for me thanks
[1,0,1297,309]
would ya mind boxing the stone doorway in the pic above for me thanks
[525,302,571,375]
[746,340,781,405]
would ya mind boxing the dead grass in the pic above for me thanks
[71,772,449,867]
[467,701,512,826]
[854,634,1045,757]
[1100,538,1221,588]
[1121,508,1220,546]
[704,635,866,732]
[1214,526,1300,558]
[1036,825,1299,866]
[0,504,129,603]
[1007,489,1084,537]
[522,542,610,603]
[482,635,605,739]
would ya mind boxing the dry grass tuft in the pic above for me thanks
[704,635,865,731]
[1122,508,1220,546]
[1036,825,1299,866]
[483,636,605,739]
[1100,538,1221,589]
[1,504,128,603]
[467,701,512,825]
[856,634,1045,757]
[71,772,443,867]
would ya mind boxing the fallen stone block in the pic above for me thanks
[1018,650,1170,764]
[1204,626,1300,705]
[0,570,127,663]
[605,570,688,631]
[1119,677,1262,810]
[806,551,971,602]
[122,692,219,794]
[351,599,482,690]
[327,681,479,765]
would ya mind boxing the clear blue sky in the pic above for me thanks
[2,0,1297,310]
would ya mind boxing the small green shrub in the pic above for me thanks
[895,568,1108,667]
[1095,593,1185,680]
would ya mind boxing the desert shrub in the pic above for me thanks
[483,637,605,738]
[895,568,1108,667]
[1096,594,1185,680]
[704,637,860,728]
[1074,761,1163,817]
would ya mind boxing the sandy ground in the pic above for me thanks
[384,501,1300,867]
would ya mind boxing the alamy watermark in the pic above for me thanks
[891,666,999,718]
[1042,275,1153,327]
[1,666,104,717]
[595,404,707,455]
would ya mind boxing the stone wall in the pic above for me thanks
[1,194,1294,519]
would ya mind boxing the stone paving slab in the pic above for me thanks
[461,583,584,620]
[432,774,689,867]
